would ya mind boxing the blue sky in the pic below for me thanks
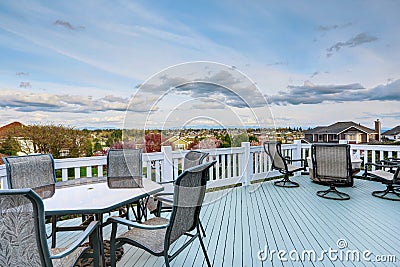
[0,0,399,130]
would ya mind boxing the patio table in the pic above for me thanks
[43,178,163,266]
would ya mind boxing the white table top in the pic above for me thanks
[43,178,163,216]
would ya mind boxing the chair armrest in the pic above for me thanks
[159,180,175,185]
[380,159,400,166]
[290,158,306,163]
[154,193,174,204]
[154,192,174,197]
[50,221,100,259]
[365,162,398,169]
[107,216,169,230]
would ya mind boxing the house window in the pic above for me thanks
[332,135,338,141]
[318,134,324,142]
[346,133,362,143]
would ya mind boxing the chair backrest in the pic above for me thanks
[263,141,287,171]
[394,167,400,182]
[311,144,352,182]
[183,150,209,170]
[3,154,56,199]
[0,189,52,267]
[165,161,216,247]
[107,149,143,188]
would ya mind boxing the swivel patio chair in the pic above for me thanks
[107,149,147,221]
[0,188,101,267]
[311,144,352,200]
[263,141,306,187]
[107,161,216,267]
[363,160,400,201]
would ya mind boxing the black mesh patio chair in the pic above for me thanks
[363,160,400,201]
[107,161,216,267]
[0,188,101,267]
[263,141,306,187]
[107,149,146,221]
[311,144,352,200]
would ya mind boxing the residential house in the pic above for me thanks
[163,135,191,150]
[304,120,380,144]
[382,125,400,141]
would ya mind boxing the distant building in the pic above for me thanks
[0,122,33,156]
[0,121,24,138]
[304,120,380,144]
[382,126,400,141]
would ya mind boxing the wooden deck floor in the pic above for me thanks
[51,176,400,267]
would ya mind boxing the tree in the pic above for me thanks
[0,135,20,156]
[231,133,249,147]
[15,123,90,158]
[93,139,103,152]
[144,133,162,153]
[193,137,221,149]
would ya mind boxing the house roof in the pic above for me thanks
[382,125,400,136]
[303,121,376,135]
[0,121,24,138]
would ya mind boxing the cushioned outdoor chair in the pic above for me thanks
[3,154,56,199]
[107,149,147,221]
[107,161,216,267]
[149,150,209,237]
[363,160,400,201]
[3,154,62,248]
[0,188,101,267]
[263,141,306,187]
[311,144,352,200]
[153,150,209,215]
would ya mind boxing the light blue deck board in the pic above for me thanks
[261,183,317,267]
[51,176,400,266]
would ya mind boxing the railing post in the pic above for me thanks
[0,165,7,189]
[241,142,252,186]
[0,177,7,189]
[293,140,302,176]
[293,140,302,160]
[161,146,174,182]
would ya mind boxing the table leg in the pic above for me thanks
[51,215,57,248]
[95,213,105,267]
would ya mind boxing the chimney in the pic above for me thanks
[374,119,381,141]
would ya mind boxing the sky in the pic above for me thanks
[0,0,399,131]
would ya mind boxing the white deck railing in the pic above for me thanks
[1,141,400,189]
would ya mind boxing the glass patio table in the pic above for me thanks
[43,178,163,266]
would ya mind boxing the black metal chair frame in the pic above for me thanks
[363,161,400,201]
[0,188,101,267]
[263,141,306,188]
[311,144,352,201]
[108,161,216,267]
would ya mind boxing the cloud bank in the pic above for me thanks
[269,79,400,105]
